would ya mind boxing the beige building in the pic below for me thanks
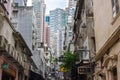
[93,0,120,80]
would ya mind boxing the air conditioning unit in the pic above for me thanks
[82,23,86,28]
[0,36,8,52]
[8,44,14,56]
[22,48,26,53]
[12,49,16,58]
[87,9,93,17]
[2,0,8,3]
[12,3,18,7]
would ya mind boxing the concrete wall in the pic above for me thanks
[93,0,120,80]
[0,17,15,46]
[93,0,120,53]
[17,7,33,51]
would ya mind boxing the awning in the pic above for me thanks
[29,70,44,80]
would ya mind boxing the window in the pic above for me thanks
[13,11,18,18]
[112,0,119,17]
[69,32,72,37]
[13,23,18,29]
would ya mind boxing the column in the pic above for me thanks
[15,70,18,80]
[105,67,108,80]
[117,51,120,80]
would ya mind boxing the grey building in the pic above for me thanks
[14,0,27,6]
[12,6,34,51]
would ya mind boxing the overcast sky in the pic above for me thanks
[27,0,68,14]
[45,0,68,14]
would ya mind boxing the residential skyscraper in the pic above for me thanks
[32,0,46,77]
[63,0,77,52]
[50,8,68,57]
[57,29,65,57]
[32,0,42,47]
[32,0,46,44]
[50,8,68,52]
[44,23,50,47]
[50,8,68,32]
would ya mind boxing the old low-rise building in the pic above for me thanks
[72,0,95,80]
[93,0,120,80]
[0,3,37,80]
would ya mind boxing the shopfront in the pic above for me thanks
[0,55,20,80]
[1,61,16,80]
[29,70,45,80]
[2,71,15,80]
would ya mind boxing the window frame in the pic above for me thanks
[111,0,120,17]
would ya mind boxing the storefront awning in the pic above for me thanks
[29,70,44,80]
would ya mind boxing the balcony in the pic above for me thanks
[0,36,8,52]
[0,0,8,3]
[86,9,93,17]
[0,1,9,15]
[0,36,24,69]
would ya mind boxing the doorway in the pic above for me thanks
[2,71,15,80]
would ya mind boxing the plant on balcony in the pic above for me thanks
[60,51,79,72]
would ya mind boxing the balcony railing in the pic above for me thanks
[0,36,25,68]
[0,36,8,52]
[0,1,9,15]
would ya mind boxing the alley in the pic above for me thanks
[0,0,120,80]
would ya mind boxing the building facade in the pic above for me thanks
[12,6,34,51]
[0,4,36,80]
[57,29,65,57]
[14,0,27,6]
[11,0,46,78]
[32,0,46,77]
[93,0,120,80]
[50,8,67,33]
[44,23,50,47]
[32,0,46,43]
[50,8,68,57]
[72,0,95,80]
[63,0,76,53]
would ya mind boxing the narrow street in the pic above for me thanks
[0,0,120,80]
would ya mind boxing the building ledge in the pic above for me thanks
[95,26,120,61]
[111,12,120,25]
[102,54,117,67]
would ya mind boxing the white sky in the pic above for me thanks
[27,0,69,14]
[27,0,32,6]
[45,0,68,14]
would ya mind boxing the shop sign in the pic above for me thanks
[2,63,8,70]
[78,67,91,74]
